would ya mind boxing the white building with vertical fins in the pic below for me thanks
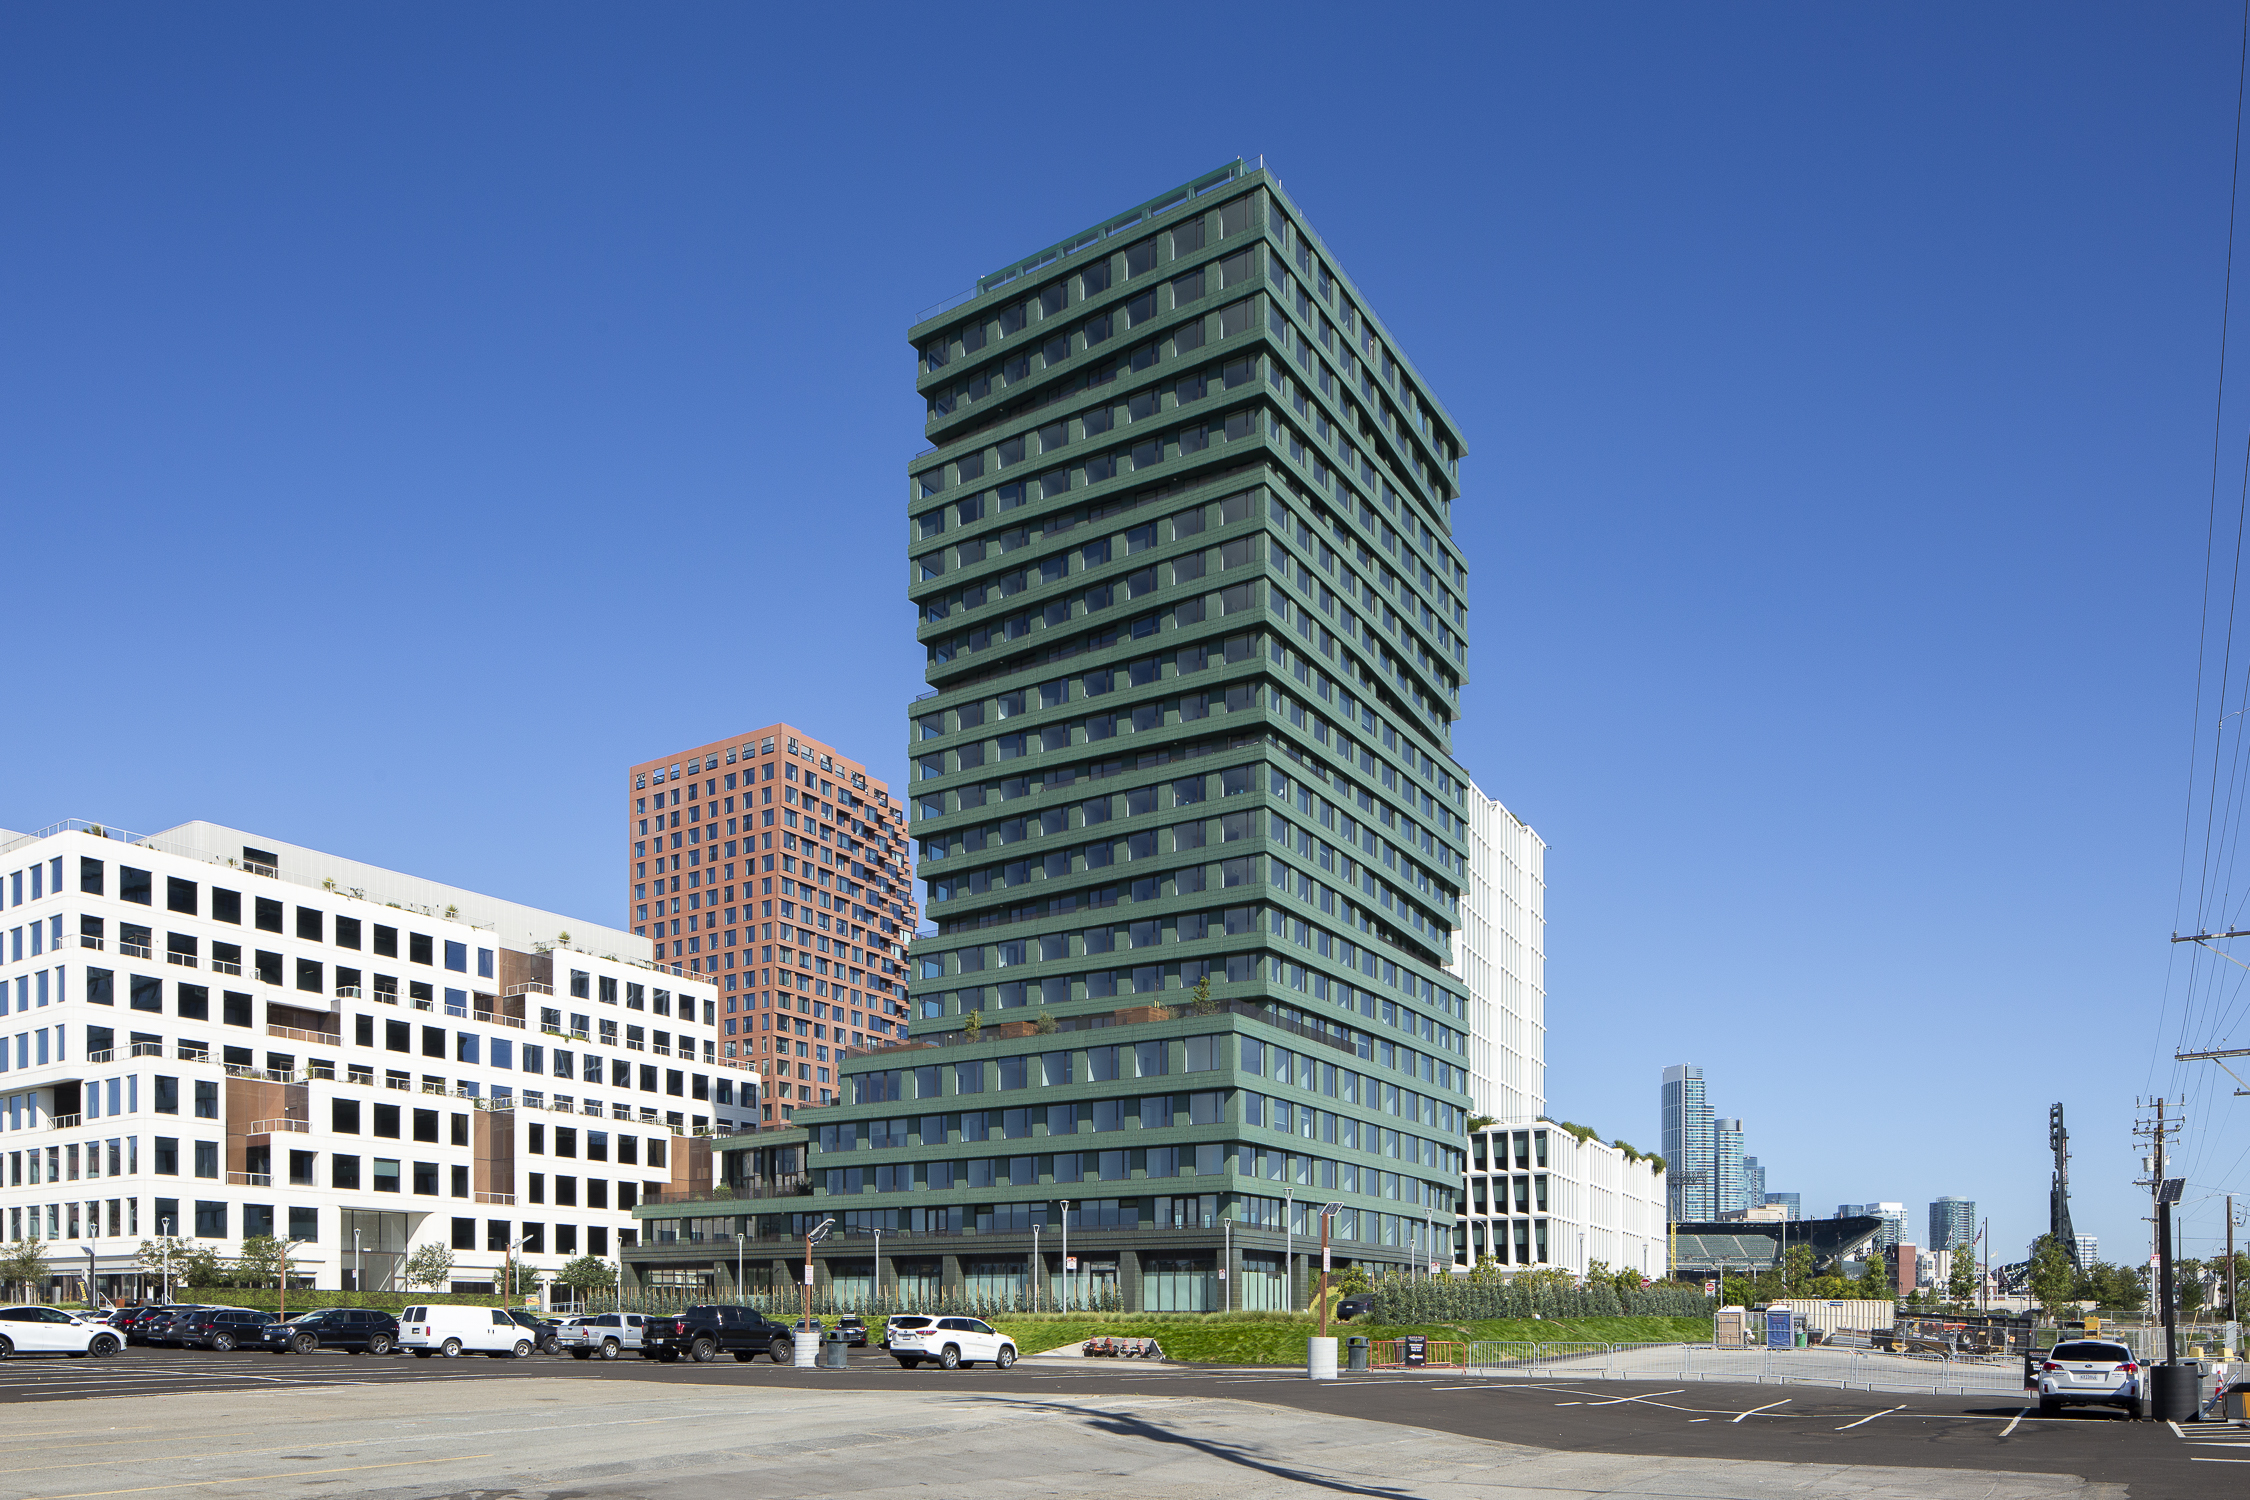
[1450,781,1543,1122]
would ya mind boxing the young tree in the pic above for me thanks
[0,1238,48,1300]
[176,1243,224,1290]
[2177,1257,2209,1318]
[1188,973,1223,1016]
[555,1256,617,1301]
[1781,1244,1817,1293]
[2027,1235,2077,1320]
[1947,1241,1979,1305]
[404,1242,456,1292]
[234,1235,287,1288]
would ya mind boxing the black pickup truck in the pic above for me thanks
[640,1305,795,1363]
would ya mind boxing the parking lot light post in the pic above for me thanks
[354,1230,363,1295]
[159,1218,172,1304]
[1285,1187,1294,1311]
[1031,1224,1041,1312]
[735,1234,745,1302]
[1317,1203,1343,1339]
[803,1217,834,1356]
[1055,1201,1071,1311]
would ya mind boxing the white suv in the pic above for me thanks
[2034,1340,2143,1417]
[889,1315,1017,1371]
[0,1306,124,1359]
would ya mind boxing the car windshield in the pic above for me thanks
[2051,1342,2132,1363]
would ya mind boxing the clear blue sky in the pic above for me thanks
[4,3,2242,1272]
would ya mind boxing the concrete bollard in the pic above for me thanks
[1308,1336,1338,1381]
[792,1332,817,1369]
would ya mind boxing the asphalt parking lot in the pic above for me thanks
[0,1344,2227,1499]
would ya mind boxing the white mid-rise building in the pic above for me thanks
[1450,782,1543,1121]
[0,820,755,1300]
[1463,1120,1666,1279]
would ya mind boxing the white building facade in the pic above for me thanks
[1463,1120,1666,1280]
[0,820,750,1299]
[1450,782,1544,1122]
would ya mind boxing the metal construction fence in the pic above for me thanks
[1400,1341,2032,1395]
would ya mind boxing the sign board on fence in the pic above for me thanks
[1403,1335,1427,1367]
[1218,1269,1227,1280]
[1065,1256,1077,1271]
[1704,1280,1718,1296]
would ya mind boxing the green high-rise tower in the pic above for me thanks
[627,160,1477,1312]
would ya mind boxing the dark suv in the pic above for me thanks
[502,1309,563,1355]
[174,1309,274,1352]
[262,1308,401,1356]
[641,1305,793,1363]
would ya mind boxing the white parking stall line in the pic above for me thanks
[1999,1407,2029,1437]
[1584,1389,1687,1408]
[1834,1406,1907,1431]
[1732,1399,1790,1423]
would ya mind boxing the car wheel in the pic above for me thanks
[89,1334,121,1359]
[367,1334,393,1357]
[940,1344,961,1371]
[542,1336,561,1355]
[996,1345,1016,1370]
[212,1334,235,1353]
[440,1338,462,1359]
[656,1351,680,1364]
[770,1337,791,1364]
[511,1340,533,1359]
[0,1335,12,1360]
[689,1337,716,1363]
[294,1334,318,1355]
[599,1339,621,1361]
[896,1357,920,1369]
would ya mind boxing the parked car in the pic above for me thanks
[0,1306,125,1359]
[882,1314,933,1351]
[398,1305,538,1359]
[888,1315,1017,1371]
[146,1306,240,1347]
[640,1305,794,1363]
[262,1308,401,1356]
[1333,1296,1374,1322]
[559,1313,648,1361]
[173,1309,276,1352]
[502,1308,564,1355]
[119,1305,192,1344]
[2033,1340,2144,1417]
[835,1315,869,1349]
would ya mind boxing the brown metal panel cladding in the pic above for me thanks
[494,948,552,1005]
[225,1075,305,1174]
[474,1111,516,1199]
[670,1137,712,1197]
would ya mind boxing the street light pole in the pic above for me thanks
[1285,1187,1295,1311]
[1031,1224,1040,1312]
[354,1229,363,1295]
[1056,1201,1071,1311]
[1316,1203,1342,1338]
[736,1233,745,1303]
[159,1218,173,1304]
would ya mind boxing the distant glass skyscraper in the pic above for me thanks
[1742,1155,1766,1213]
[1928,1196,1976,1254]
[1713,1118,1745,1214]
[1764,1192,1799,1219]
[1661,1064,1712,1220]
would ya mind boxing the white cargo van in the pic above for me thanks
[398,1305,536,1359]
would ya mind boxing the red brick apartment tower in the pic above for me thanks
[628,725,918,1124]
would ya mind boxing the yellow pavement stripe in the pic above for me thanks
[24,1453,493,1499]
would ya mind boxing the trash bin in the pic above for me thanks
[1347,1336,1370,1373]
[1794,1328,1807,1349]
[819,1330,851,1370]
[2151,1363,2200,1422]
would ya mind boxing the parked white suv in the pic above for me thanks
[0,1306,124,1359]
[888,1315,1017,1371]
[560,1313,648,1360]
[2034,1340,2143,1416]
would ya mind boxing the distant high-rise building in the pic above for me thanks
[2075,1233,2099,1267]
[1929,1196,1976,1255]
[1449,782,1543,1121]
[627,725,918,1121]
[1661,1065,1713,1220]
[1743,1155,1766,1211]
[1764,1192,1800,1219]
[1713,1118,1745,1213]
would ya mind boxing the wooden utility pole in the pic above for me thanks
[2135,1098,2184,1367]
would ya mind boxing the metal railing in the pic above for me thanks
[506,982,554,998]
[247,1118,308,1135]
[227,1171,272,1186]
[475,1011,526,1030]
[335,986,363,999]
[48,1114,81,1131]
[119,943,151,959]
[128,1042,163,1058]
[212,960,242,975]
[474,1191,516,1205]
[85,1048,114,1064]
[267,1024,337,1045]
[76,934,104,951]
[166,952,197,968]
